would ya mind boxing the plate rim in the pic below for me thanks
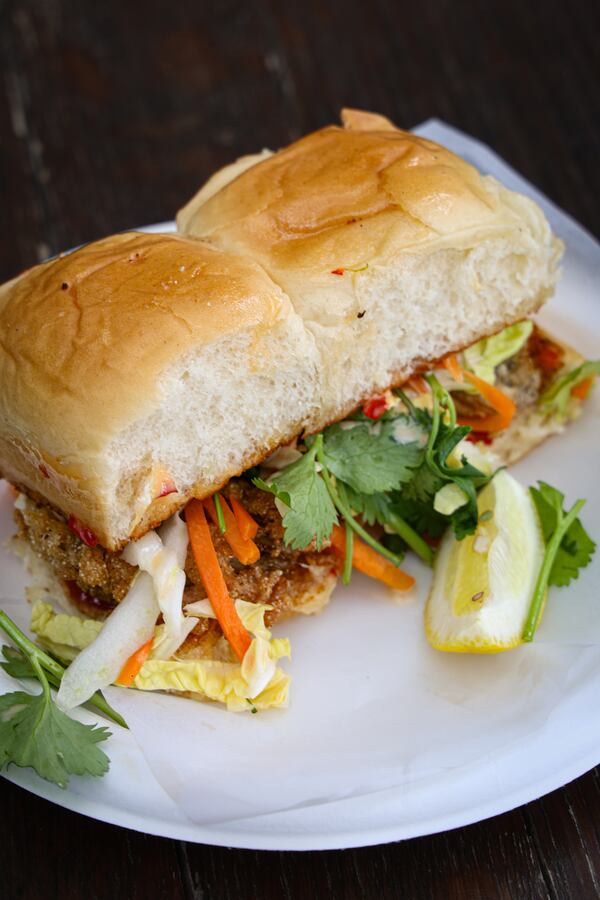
[3,737,599,850]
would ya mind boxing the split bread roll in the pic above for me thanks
[0,233,321,550]
[178,108,563,429]
[0,110,563,551]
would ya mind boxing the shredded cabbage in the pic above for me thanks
[30,601,102,662]
[463,321,533,384]
[183,598,291,702]
[448,439,498,475]
[541,360,600,419]
[57,572,159,711]
[122,512,193,653]
[150,616,198,661]
[434,483,469,515]
[158,510,189,569]
[133,654,290,711]
[30,593,290,712]
[185,598,275,640]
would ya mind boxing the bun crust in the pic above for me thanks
[178,108,562,428]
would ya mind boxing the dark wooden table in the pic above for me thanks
[2,1,600,896]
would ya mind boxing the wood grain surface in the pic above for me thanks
[1,0,599,897]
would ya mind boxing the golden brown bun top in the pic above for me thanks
[0,232,285,458]
[177,108,520,271]
[0,231,308,548]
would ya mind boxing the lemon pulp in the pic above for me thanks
[425,470,545,653]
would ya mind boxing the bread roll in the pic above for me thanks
[178,108,562,430]
[0,233,321,549]
[0,111,563,552]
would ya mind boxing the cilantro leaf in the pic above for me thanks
[530,482,596,587]
[253,445,337,550]
[523,483,595,641]
[394,377,491,541]
[1,645,36,679]
[552,518,597,587]
[390,496,448,540]
[447,478,480,540]
[530,482,566,543]
[336,482,392,527]
[322,420,423,495]
[0,689,110,789]
[0,609,126,789]
[401,463,443,504]
[541,360,599,419]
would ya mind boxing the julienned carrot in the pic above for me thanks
[442,352,464,382]
[203,496,260,565]
[330,525,415,591]
[571,376,594,400]
[407,374,429,395]
[229,494,259,540]
[442,355,516,432]
[115,637,154,687]
[460,370,516,432]
[186,500,251,662]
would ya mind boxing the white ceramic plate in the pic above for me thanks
[1,121,599,850]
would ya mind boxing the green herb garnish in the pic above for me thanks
[0,609,126,788]
[321,419,421,494]
[253,373,495,566]
[522,483,596,641]
[213,492,227,534]
[253,441,338,550]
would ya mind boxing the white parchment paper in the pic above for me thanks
[1,121,599,827]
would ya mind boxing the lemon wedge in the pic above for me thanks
[425,469,545,653]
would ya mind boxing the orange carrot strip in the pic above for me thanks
[186,500,251,661]
[571,376,594,400]
[459,370,516,432]
[330,525,415,591]
[115,637,154,687]
[229,494,259,540]
[203,496,260,565]
[442,352,516,432]
[407,374,429,395]
[442,352,464,382]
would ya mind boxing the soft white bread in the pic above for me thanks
[0,233,321,549]
[178,108,563,429]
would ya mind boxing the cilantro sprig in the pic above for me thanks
[313,434,412,568]
[522,483,596,641]
[396,376,493,540]
[255,435,411,569]
[321,419,421,494]
[253,441,338,551]
[0,609,126,788]
[424,375,493,535]
[253,373,498,573]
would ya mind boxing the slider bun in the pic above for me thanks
[0,233,321,549]
[0,111,563,550]
[178,107,563,429]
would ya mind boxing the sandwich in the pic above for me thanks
[0,110,597,717]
